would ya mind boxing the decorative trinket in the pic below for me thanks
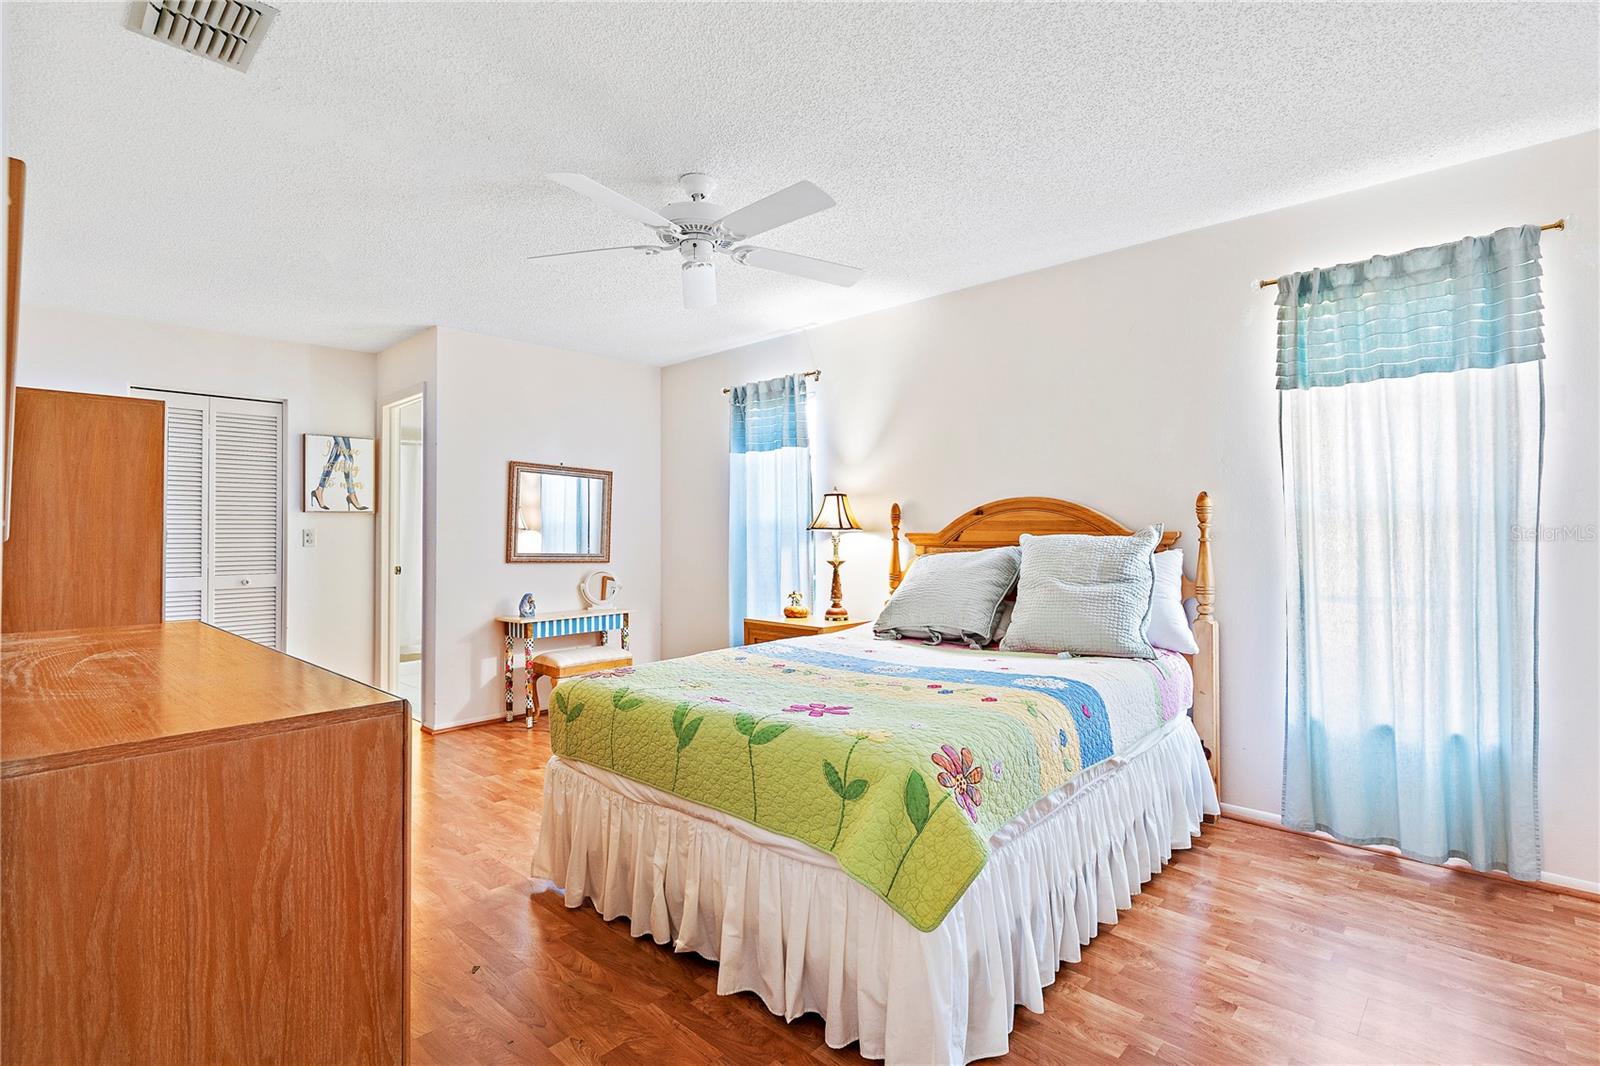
[783,590,810,619]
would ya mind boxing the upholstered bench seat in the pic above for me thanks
[525,645,634,727]
[531,646,633,672]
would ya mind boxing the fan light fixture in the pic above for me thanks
[529,172,865,310]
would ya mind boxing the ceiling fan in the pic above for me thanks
[530,172,865,309]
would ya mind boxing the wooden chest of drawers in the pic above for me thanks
[0,622,409,1065]
[742,615,869,645]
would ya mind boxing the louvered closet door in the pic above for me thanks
[136,389,209,622]
[208,396,283,648]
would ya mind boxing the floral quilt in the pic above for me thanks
[548,629,1191,932]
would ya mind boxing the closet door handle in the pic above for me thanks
[240,578,251,586]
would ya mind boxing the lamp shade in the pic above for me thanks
[809,490,862,532]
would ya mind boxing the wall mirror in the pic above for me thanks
[506,462,612,563]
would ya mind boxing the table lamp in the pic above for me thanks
[809,489,862,621]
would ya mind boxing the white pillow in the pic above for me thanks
[1147,548,1199,654]
[1001,527,1162,658]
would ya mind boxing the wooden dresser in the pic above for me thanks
[0,622,409,1065]
[1,387,165,632]
[743,615,869,645]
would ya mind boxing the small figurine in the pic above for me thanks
[517,593,537,619]
[783,590,810,619]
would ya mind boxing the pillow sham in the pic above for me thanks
[989,598,1016,647]
[873,546,1021,647]
[1147,548,1199,654]
[1000,526,1162,658]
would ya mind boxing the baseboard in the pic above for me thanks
[1220,803,1600,899]
[1220,802,1280,825]
[1540,869,1600,896]
[422,710,533,735]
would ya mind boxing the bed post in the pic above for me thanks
[1191,491,1221,815]
[888,503,904,593]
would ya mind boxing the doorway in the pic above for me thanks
[379,393,424,720]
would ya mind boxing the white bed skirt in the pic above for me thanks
[531,718,1220,1065]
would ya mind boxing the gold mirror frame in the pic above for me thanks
[505,461,613,563]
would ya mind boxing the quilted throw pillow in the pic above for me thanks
[873,546,1021,647]
[1000,526,1162,658]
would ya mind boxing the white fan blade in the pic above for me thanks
[547,173,674,230]
[716,181,835,240]
[733,246,863,287]
[682,262,717,309]
[525,245,662,262]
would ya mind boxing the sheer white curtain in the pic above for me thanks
[1278,225,1545,880]
[540,474,578,554]
[728,374,815,645]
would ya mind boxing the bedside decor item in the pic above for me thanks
[517,593,538,619]
[304,434,374,512]
[507,461,612,563]
[809,488,862,621]
[783,590,809,618]
[579,569,619,609]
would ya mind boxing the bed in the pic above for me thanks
[531,495,1222,1064]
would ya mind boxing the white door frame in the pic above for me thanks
[376,388,427,721]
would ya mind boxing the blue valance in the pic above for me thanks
[729,373,810,454]
[1275,225,1544,391]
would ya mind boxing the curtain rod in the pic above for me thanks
[722,369,821,395]
[1256,218,1567,290]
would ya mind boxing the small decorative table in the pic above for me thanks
[495,607,631,726]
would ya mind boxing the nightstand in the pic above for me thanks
[743,615,869,645]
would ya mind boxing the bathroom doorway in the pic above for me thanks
[378,393,424,720]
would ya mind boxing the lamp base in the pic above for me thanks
[824,553,848,621]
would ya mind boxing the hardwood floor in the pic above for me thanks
[411,723,1600,1065]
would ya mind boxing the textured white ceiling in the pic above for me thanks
[4,2,1596,364]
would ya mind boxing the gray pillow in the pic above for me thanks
[873,546,1021,647]
[1000,527,1162,658]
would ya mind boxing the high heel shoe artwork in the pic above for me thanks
[306,435,373,513]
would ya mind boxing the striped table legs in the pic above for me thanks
[503,629,514,723]
[524,629,536,729]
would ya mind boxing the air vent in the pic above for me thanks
[125,1,277,72]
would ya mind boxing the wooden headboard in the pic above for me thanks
[887,493,1221,804]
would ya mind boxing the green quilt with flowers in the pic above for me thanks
[548,633,1191,932]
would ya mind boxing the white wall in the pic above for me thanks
[425,327,662,731]
[660,132,1600,888]
[16,305,378,683]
